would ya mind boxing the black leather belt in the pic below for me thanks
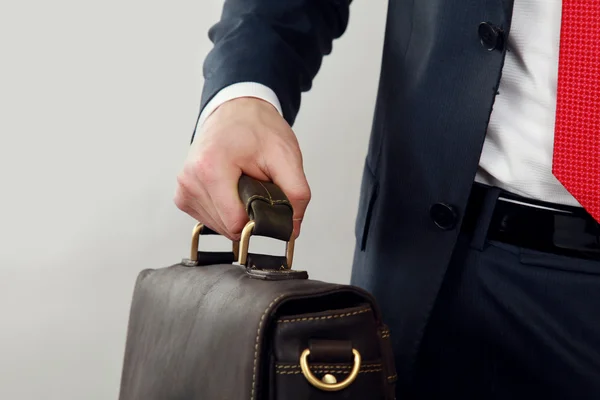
[463,184,600,261]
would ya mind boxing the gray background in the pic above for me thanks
[0,0,386,398]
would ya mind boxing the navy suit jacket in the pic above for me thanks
[195,0,516,395]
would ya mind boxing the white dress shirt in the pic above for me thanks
[196,0,580,208]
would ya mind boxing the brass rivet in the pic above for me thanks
[322,374,337,384]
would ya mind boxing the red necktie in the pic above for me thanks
[553,0,600,222]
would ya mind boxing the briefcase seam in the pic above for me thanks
[275,368,384,375]
[276,363,382,369]
[276,307,371,323]
[251,293,287,400]
[251,296,376,399]
[246,195,291,207]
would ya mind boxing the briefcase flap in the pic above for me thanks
[118,262,395,399]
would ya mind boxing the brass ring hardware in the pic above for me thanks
[190,223,239,263]
[190,223,204,262]
[299,348,361,392]
[238,220,295,269]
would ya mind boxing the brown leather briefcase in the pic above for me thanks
[118,176,397,399]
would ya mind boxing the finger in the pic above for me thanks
[266,154,311,239]
[194,155,250,241]
[175,164,228,234]
[191,187,230,235]
[174,183,225,234]
[190,173,235,238]
[207,164,248,241]
[293,217,304,239]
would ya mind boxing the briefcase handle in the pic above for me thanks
[237,175,294,241]
[188,175,296,269]
[237,174,295,267]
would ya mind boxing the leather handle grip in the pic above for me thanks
[238,175,294,242]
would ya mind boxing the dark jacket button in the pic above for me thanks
[478,22,504,51]
[430,203,458,230]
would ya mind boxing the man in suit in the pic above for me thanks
[174,0,600,398]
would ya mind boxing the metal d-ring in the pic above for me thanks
[299,348,361,392]
[189,223,239,263]
[237,220,295,268]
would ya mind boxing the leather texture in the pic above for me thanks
[191,251,306,278]
[238,175,293,241]
[246,254,289,271]
[198,224,220,235]
[245,265,309,280]
[119,263,397,399]
[272,303,396,399]
[465,184,600,259]
[309,339,353,363]
[194,251,236,265]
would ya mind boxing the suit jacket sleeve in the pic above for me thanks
[199,0,351,127]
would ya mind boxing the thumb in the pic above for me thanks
[267,157,311,239]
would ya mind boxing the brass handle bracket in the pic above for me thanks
[238,221,295,269]
[185,223,239,265]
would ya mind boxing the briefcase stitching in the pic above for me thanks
[251,294,287,400]
[276,368,384,375]
[246,181,291,208]
[251,300,374,398]
[256,181,291,206]
[277,307,371,323]
[246,195,290,208]
[275,363,382,370]
[379,326,391,338]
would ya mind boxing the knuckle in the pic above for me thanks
[192,156,218,185]
[223,217,245,235]
[267,138,303,168]
[271,135,298,154]
[175,172,191,191]
[173,193,191,213]
[173,179,191,211]
[288,184,311,203]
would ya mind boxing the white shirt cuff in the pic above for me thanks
[196,82,283,130]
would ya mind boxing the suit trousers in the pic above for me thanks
[410,188,600,399]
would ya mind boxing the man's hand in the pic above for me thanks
[174,97,311,241]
